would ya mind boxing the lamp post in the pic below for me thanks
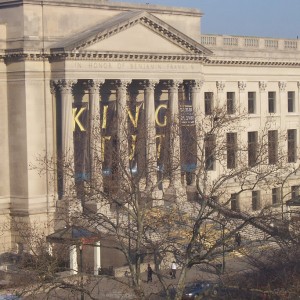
[79,244,84,300]
[221,223,225,274]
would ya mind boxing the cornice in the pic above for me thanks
[140,16,206,55]
[203,57,300,67]
[48,52,205,63]
[3,48,205,63]
[3,48,300,66]
[3,48,47,63]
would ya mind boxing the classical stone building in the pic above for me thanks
[0,0,300,266]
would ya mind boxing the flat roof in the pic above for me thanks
[0,0,202,16]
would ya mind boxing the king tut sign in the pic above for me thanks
[72,101,196,176]
[72,104,168,132]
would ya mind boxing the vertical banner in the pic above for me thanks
[179,100,197,175]
[155,99,168,175]
[128,101,144,176]
[73,102,88,182]
[101,101,117,178]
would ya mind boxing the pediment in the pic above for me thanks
[84,23,187,54]
[51,10,212,57]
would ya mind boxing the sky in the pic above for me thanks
[115,0,300,39]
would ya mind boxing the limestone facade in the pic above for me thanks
[0,0,300,253]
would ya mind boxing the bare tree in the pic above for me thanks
[10,100,300,300]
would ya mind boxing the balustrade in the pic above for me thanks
[200,34,299,51]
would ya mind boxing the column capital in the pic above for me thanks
[116,79,131,93]
[87,79,105,93]
[189,79,204,92]
[238,81,247,91]
[167,79,183,92]
[216,81,225,92]
[259,81,267,92]
[56,79,77,94]
[50,80,56,95]
[143,79,159,92]
[278,81,287,92]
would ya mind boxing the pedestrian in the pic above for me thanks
[147,264,153,283]
[235,232,241,246]
[171,261,177,279]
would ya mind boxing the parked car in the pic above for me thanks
[182,281,218,299]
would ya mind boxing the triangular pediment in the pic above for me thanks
[51,10,212,57]
[84,23,187,54]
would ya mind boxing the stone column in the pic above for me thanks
[87,79,104,186]
[116,79,131,173]
[144,79,159,189]
[50,81,58,199]
[56,79,77,203]
[189,80,204,186]
[94,241,101,275]
[56,79,86,220]
[164,80,187,203]
[278,81,287,128]
[57,79,77,161]
[190,79,204,117]
[259,81,268,126]
[216,81,226,106]
[278,81,287,159]
[168,79,182,188]
[70,244,78,275]
[238,81,247,115]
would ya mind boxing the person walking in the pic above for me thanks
[171,261,177,279]
[235,232,241,246]
[147,264,153,283]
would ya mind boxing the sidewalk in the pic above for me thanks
[24,240,278,299]
[89,258,245,300]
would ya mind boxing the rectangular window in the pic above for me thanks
[248,92,256,114]
[288,91,295,113]
[291,186,300,199]
[230,193,239,211]
[248,131,258,167]
[268,91,276,113]
[288,129,297,163]
[205,92,213,115]
[227,132,237,169]
[272,187,281,205]
[227,92,235,114]
[268,130,278,164]
[205,134,215,170]
[252,191,260,211]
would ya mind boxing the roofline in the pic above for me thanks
[0,0,203,17]
[50,10,212,56]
